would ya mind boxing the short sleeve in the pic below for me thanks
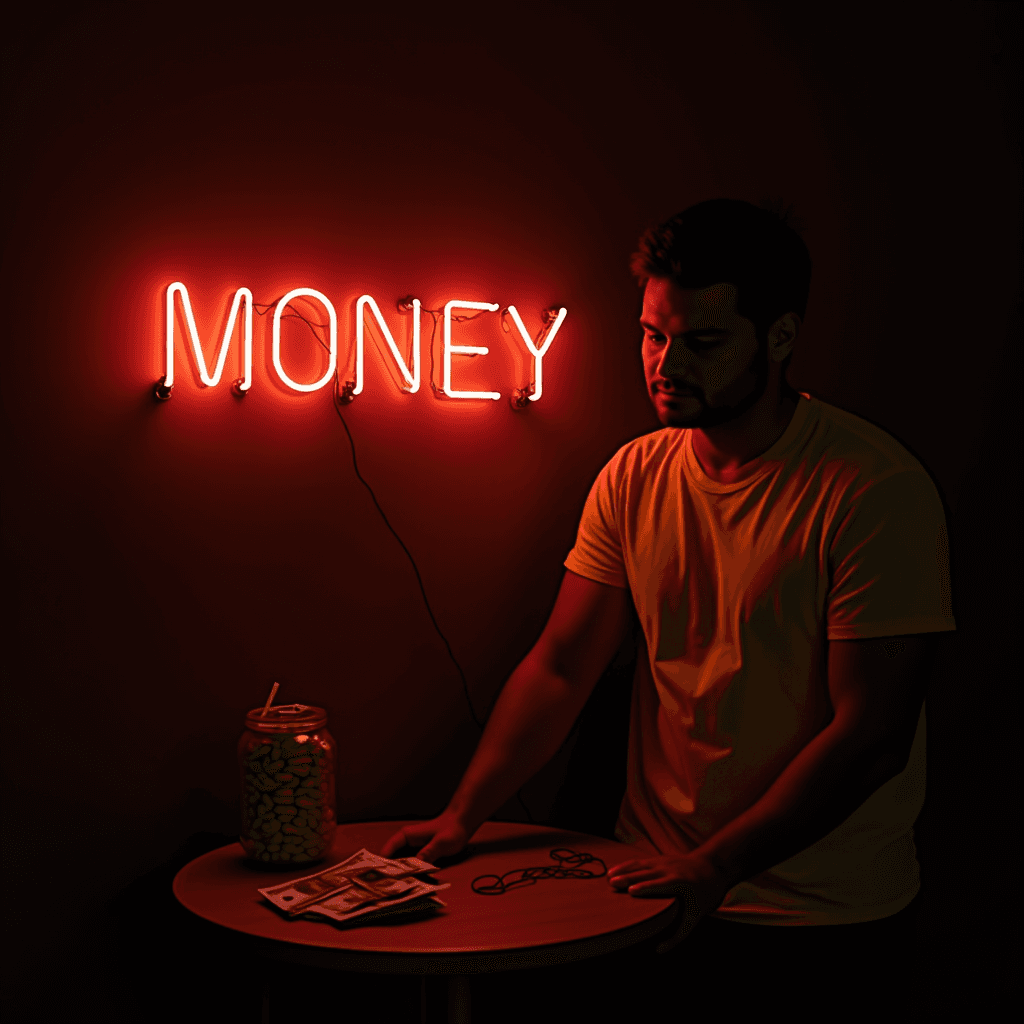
[827,469,956,640]
[564,456,629,589]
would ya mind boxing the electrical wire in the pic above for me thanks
[255,296,536,824]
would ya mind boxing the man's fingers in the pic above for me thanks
[610,868,661,888]
[608,861,640,876]
[380,830,410,857]
[631,883,678,897]
[378,815,468,864]
[420,839,460,864]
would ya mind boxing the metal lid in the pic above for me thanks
[245,703,327,733]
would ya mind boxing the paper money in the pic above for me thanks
[308,895,448,927]
[303,877,449,924]
[259,848,438,915]
[258,848,449,923]
[354,896,447,924]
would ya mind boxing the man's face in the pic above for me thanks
[641,278,771,429]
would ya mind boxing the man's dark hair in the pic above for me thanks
[630,198,812,377]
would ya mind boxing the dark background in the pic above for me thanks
[2,2,1020,1021]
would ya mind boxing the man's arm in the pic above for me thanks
[380,570,634,861]
[693,633,938,887]
[608,633,939,913]
[445,570,634,837]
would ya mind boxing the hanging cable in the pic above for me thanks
[256,296,536,823]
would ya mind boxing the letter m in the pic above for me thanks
[165,282,253,391]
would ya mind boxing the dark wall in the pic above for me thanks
[2,3,1019,1021]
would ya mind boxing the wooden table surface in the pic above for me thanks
[173,819,678,975]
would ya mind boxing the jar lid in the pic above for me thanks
[245,703,327,733]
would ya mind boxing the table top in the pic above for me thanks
[173,819,677,974]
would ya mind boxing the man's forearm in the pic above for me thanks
[695,723,905,890]
[446,652,589,835]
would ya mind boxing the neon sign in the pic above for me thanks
[355,294,420,397]
[164,283,254,392]
[158,283,567,406]
[443,300,500,400]
[505,304,567,403]
[272,288,337,394]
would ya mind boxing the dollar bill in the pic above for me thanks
[312,895,448,926]
[259,848,444,918]
[302,877,450,924]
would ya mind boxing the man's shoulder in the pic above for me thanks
[605,428,686,474]
[806,396,931,481]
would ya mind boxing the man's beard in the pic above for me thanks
[659,341,771,429]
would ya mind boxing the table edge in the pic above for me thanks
[237,902,679,974]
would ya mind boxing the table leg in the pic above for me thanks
[261,975,270,1024]
[447,974,471,1024]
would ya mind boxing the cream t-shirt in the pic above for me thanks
[564,393,955,925]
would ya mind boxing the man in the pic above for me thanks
[382,199,955,1015]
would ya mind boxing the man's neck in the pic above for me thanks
[692,384,800,483]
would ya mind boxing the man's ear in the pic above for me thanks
[768,313,801,363]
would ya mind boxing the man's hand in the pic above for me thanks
[379,812,472,864]
[607,852,732,954]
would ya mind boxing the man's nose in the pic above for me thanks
[658,338,691,378]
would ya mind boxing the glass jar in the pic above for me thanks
[238,703,336,865]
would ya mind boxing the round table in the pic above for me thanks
[173,819,678,1023]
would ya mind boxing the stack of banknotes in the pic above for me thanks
[258,848,451,925]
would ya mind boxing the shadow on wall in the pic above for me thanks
[545,617,641,839]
